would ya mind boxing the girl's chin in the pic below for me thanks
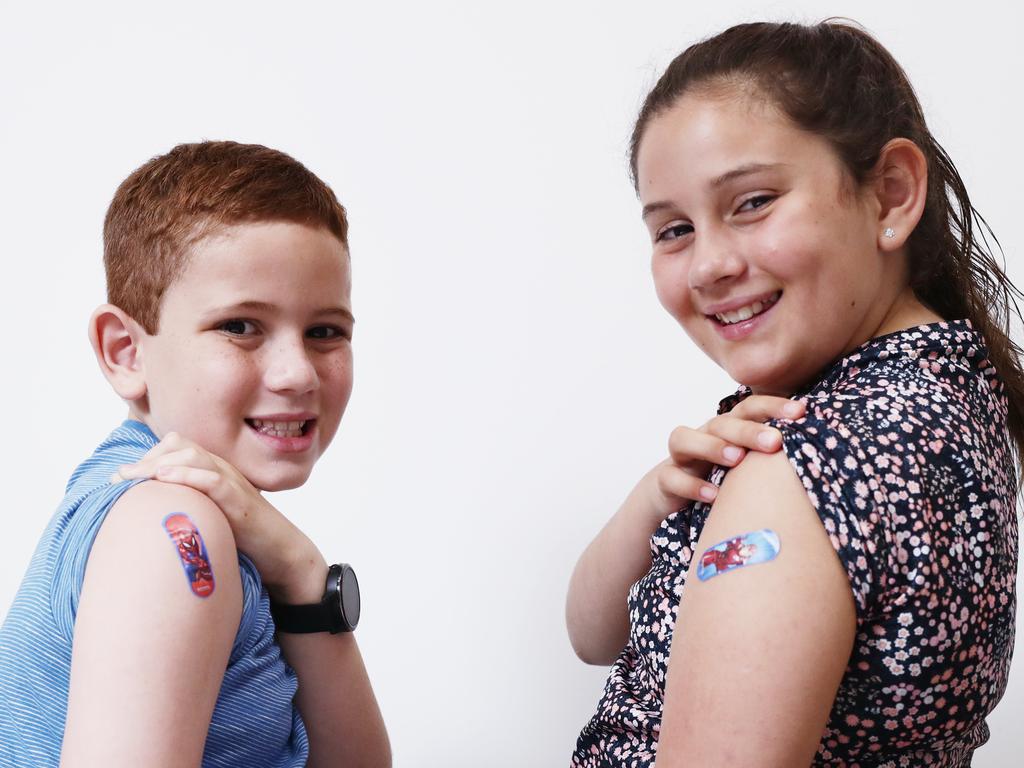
[724,360,801,395]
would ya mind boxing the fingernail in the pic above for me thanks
[700,485,718,501]
[757,430,780,448]
[784,402,804,417]
[722,446,743,462]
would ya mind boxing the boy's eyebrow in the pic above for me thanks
[641,162,787,221]
[317,307,356,324]
[208,300,355,324]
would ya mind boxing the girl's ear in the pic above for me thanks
[88,304,149,403]
[872,138,929,253]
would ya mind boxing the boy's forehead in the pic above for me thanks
[165,221,351,307]
[188,219,348,257]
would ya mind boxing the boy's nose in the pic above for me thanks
[264,342,319,394]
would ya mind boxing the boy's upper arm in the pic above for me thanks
[656,450,857,768]
[61,480,242,768]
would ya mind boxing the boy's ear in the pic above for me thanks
[88,304,149,402]
[871,138,929,253]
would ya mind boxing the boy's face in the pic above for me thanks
[135,221,353,492]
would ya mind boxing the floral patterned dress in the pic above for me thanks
[573,321,1018,767]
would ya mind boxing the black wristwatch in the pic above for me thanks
[269,563,360,634]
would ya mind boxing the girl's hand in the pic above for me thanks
[111,432,325,603]
[644,396,805,525]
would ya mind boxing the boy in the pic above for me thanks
[0,142,390,767]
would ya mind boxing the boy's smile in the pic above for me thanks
[131,221,353,491]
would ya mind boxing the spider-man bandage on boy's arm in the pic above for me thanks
[162,513,216,598]
[655,450,856,768]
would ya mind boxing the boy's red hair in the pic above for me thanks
[103,141,349,333]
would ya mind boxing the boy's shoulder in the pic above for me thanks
[101,479,238,576]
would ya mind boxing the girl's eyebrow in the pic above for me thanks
[641,200,676,221]
[641,162,788,221]
[709,162,787,189]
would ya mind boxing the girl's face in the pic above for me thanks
[636,90,903,394]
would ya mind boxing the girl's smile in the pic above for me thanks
[636,90,934,394]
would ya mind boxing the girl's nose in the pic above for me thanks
[688,231,746,290]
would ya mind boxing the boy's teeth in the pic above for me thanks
[715,293,779,325]
[250,419,306,437]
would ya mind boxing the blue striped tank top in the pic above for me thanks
[0,420,309,766]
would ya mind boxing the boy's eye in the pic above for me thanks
[306,325,350,341]
[219,319,257,336]
[655,222,694,243]
[737,194,775,213]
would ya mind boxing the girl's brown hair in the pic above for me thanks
[630,21,1024,460]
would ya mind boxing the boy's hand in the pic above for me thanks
[112,433,326,604]
[642,395,805,526]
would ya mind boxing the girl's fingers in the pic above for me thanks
[657,463,719,503]
[702,413,786,453]
[668,426,744,467]
[728,395,805,422]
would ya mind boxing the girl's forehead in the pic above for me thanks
[645,93,792,162]
[636,93,837,199]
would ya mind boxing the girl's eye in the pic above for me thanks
[655,222,694,243]
[219,319,257,336]
[737,194,775,213]
[307,325,350,341]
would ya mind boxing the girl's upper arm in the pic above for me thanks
[656,450,857,768]
[61,480,242,768]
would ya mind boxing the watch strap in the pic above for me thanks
[269,599,337,634]
[269,563,356,634]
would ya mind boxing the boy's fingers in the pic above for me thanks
[153,465,225,500]
[142,432,191,458]
[113,433,200,480]
[111,447,218,482]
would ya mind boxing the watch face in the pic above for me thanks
[341,565,361,629]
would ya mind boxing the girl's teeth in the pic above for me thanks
[715,293,779,325]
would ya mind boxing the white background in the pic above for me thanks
[1,1,1021,765]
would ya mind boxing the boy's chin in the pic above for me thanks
[245,466,314,493]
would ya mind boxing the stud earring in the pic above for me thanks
[883,227,896,239]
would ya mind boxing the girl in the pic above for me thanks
[567,21,1020,767]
